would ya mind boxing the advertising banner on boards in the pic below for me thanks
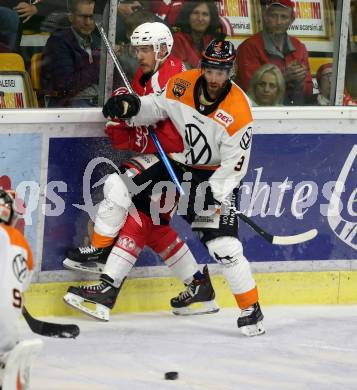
[40,134,356,271]
[0,133,42,257]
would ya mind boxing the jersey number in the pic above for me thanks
[234,156,245,172]
[13,288,22,308]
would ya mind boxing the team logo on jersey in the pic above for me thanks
[184,123,212,164]
[240,127,252,150]
[214,109,234,127]
[134,126,149,153]
[12,254,28,283]
[172,78,191,98]
[116,236,137,252]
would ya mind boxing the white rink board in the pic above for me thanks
[0,107,356,282]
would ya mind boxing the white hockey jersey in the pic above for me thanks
[0,224,33,353]
[129,69,254,203]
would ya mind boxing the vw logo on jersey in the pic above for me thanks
[12,254,28,283]
[240,127,252,150]
[184,123,212,165]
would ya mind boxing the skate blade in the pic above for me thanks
[63,292,109,322]
[172,299,220,316]
[63,258,104,275]
[240,321,266,337]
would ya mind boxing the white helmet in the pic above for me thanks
[130,22,173,63]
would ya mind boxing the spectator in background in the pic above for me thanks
[11,0,58,32]
[345,52,357,105]
[41,0,100,107]
[310,63,332,105]
[310,62,357,106]
[150,0,184,25]
[236,0,313,105]
[171,1,223,69]
[247,63,285,106]
[116,1,142,44]
[0,1,67,49]
[0,6,20,52]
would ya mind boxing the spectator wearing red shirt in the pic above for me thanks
[171,1,224,69]
[308,62,357,106]
[150,0,184,26]
[236,0,313,105]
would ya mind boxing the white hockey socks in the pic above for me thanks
[206,236,256,294]
[102,245,138,288]
[164,243,199,284]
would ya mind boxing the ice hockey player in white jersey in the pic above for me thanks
[0,189,43,389]
[63,23,219,321]
[102,39,265,336]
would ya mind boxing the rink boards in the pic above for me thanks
[0,107,356,315]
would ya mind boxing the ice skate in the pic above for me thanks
[171,265,219,316]
[63,244,113,275]
[237,302,265,337]
[63,279,120,321]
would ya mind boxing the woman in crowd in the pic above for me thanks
[171,0,223,69]
[247,63,285,106]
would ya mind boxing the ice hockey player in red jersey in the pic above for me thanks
[101,39,265,336]
[0,189,43,389]
[63,22,219,321]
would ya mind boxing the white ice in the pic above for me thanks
[22,306,357,390]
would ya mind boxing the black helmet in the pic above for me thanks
[0,189,16,225]
[201,39,236,70]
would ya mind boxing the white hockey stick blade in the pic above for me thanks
[63,292,110,322]
[2,339,43,390]
[272,228,318,245]
[63,258,104,275]
[172,300,220,316]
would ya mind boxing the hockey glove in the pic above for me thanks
[102,93,141,119]
[105,120,151,153]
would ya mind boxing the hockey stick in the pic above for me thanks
[96,23,185,195]
[22,306,80,339]
[96,24,316,246]
[236,212,318,245]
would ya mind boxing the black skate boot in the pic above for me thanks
[237,302,265,336]
[171,265,219,316]
[63,244,114,275]
[63,275,124,321]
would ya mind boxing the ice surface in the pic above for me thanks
[23,306,357,390]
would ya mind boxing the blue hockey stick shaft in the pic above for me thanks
[148,127,184,195]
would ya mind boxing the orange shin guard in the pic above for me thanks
[234,286,258,309]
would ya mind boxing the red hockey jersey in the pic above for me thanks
[106,55,185,154]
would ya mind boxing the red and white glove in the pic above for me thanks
[112,86,129,97]
[105,87,150,152]
[105,120,152,153]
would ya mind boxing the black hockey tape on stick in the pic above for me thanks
[236,212,318,245]
[96,23,185,195]
[22,306,80,339]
